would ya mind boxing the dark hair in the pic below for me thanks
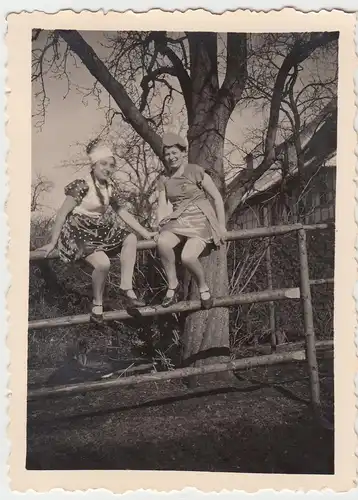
[90,170,112,207]
[163,143,187,153]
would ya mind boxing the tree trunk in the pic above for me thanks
[181,243,231,386]
[181,123,233,387]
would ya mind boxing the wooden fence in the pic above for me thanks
[28,222,334,427]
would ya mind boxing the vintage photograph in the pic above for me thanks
[27,25,339,474]
[5,9,355,491]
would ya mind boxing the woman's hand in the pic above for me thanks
[219,225,227,243]
[36,242,56,257]
[201,174,227,243]
[158,216,168,226]
[142,230,158,240]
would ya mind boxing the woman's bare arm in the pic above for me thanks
[36,196,77,256]
[49,196,78,245]
[117,208,155,239]
[201,173,226,228]
[156,186,170,225]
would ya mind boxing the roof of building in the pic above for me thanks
[235,101,337,204]
[241,152,336,204]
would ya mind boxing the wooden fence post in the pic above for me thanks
[297,228,322,421]
[263,205,276,351]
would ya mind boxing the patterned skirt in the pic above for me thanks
[57,209,128,263]
[159,204,212,243]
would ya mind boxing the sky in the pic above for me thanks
[31,30,336,217]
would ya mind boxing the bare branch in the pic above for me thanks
[31,174,54,212]
[187,32,219,117]
[32,29,42,42]
[263,32,338,167]
[220,33,247,110]
[225,97,336,219]
[57,29,164,160]
[149,32,193,120]
[139,66,177,112]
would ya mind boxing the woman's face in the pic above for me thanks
[164,145,186,171]
[92,157,116,182]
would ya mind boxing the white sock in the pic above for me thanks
[199,287,211,300]
[166,281,179,297]
[121,288,137,299]
[92,303,103,315]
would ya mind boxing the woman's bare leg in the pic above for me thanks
[157,230,181,298]
[181,238,210,299]
[85,251,111,313]
[119,233,138,299]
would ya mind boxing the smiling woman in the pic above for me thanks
[35,140,157,324]
[156,133,227,309]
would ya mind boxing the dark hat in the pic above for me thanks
[162,132,187,150]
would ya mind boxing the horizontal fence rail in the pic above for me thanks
[27,220,335,427]
[29,223,332,261]
[28,287,301,330]
[309,278,334,286]
[27,340,333,401]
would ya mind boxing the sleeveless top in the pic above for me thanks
[159,163,223,245]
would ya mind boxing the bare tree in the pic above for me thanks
[32,29,338,381]
[31,173,54,212]
[226,35,337,221]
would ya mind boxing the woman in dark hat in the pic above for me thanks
[156,132,227,309]
[36,141,156,324]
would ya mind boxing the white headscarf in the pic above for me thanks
[88,143,114,164]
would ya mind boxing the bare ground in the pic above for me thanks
[26,357,334,474]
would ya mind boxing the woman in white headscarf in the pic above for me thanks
[37,141,156,324]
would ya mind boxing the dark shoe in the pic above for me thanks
[200,288,214,310]
[118,288,146,308]
[90,305,105,325]
[162,284,179,308]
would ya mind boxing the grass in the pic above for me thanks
[26,357,334,474]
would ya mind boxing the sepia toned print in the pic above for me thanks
[6,8,357,493]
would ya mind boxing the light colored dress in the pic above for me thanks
[57,172,128,263]
[158,163,222,246]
